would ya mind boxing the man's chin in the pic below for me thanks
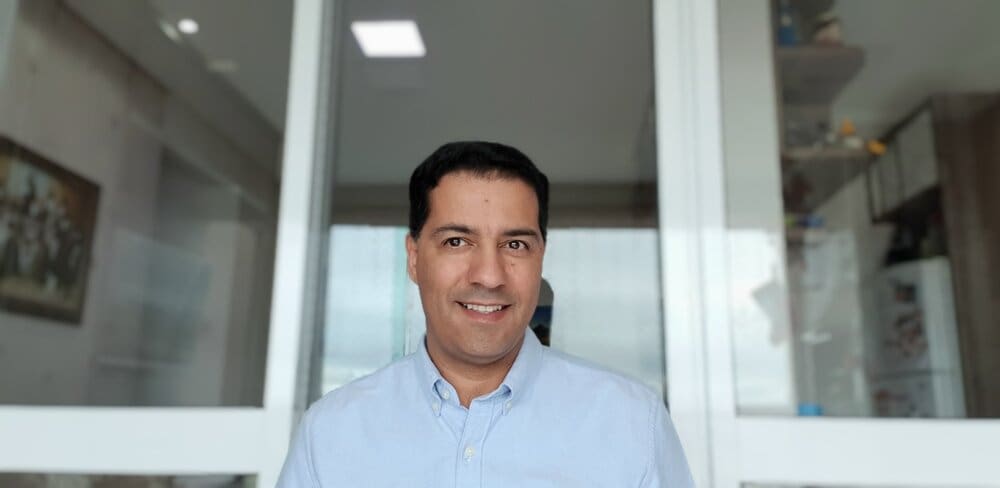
[459,333,526,363]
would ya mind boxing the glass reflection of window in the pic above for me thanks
[322,226,665,398]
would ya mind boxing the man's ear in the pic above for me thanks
[405,234,418,284]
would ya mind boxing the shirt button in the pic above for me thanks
[432,402,441,414]
[464,446,475,460]
[441,390,451,400]
[504,401,512,413]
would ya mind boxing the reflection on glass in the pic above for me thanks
[723,0,1000,417]
[545,229,665,397]
[322,225,415,392]
[0,0,290,406]
[728,230,797,414]
[0,473,254,488]
[322,226,665,397]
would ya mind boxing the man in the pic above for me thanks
[277,141,693,487]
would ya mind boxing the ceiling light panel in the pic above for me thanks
[351,20,426,58]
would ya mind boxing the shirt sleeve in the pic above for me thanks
[640,401,695,488]
[276,409,321,488]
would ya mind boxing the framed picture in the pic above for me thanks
[0,135,100,324]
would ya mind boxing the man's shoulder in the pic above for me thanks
[537,346,662,409]
[306,354,419,420]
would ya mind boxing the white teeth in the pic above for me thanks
[462,303,504,313]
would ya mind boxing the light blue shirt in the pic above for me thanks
[277,330,694,487]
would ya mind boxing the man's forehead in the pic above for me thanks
[429,173,536,205]
[425,174,540,234]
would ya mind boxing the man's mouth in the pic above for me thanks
[457,302,511,314]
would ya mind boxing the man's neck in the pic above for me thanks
[425,336,524,408]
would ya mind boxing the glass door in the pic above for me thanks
[655,0,1000,486]
[0,1,331,486]
[314,0,671,412]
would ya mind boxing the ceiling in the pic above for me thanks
[331,0,654,185]
[78,0,655,186]
[148,0,293,131]
[72,0,1000,185]
[832,0,1000,137]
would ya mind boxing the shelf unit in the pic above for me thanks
[777,45,867,213]
[782,146,871,213]
[778,45,864,105]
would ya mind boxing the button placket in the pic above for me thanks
[454,399,493,486]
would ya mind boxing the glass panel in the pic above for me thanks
[0,474,254,488]
[322,226,665,397]
[0,0,291,406]
[317,0,663,399]
[721,0,1000,417]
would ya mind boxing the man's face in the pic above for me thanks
[406,172,545,368]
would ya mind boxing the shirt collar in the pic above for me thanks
[416,337,446,415]
[499,328,543,402]
[416,328,544,414]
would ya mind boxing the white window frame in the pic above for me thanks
[655,0,1000,487]
[0,1,330,486]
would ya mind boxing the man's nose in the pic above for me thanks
[468,246,506,289]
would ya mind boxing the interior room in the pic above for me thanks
[2,0,999,485]
[319,0,668,400]
[0,0,286,408]
[724,0,1000,419]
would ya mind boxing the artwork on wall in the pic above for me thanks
[0,135,100,324]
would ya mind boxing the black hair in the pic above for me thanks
[408,141,549,241]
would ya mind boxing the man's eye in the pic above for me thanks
[507,240,527,251]
[445,237,464,247]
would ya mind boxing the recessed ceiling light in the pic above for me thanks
[178,18,199,35]
[350,20,426,58]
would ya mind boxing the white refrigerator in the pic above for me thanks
[864,257,966,417]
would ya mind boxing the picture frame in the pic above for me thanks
[0,134,100,324]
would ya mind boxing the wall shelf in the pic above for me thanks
[777,44,867,214]
[778,45,865,105]
[782,146,871,213]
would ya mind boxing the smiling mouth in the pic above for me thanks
[458,302,511,314]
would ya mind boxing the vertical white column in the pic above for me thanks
[654,0,738,487]
[259,0,331,485]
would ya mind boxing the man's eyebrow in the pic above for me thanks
[429,225,541,241]
[430,224,477,237]
[503,228,541,240]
